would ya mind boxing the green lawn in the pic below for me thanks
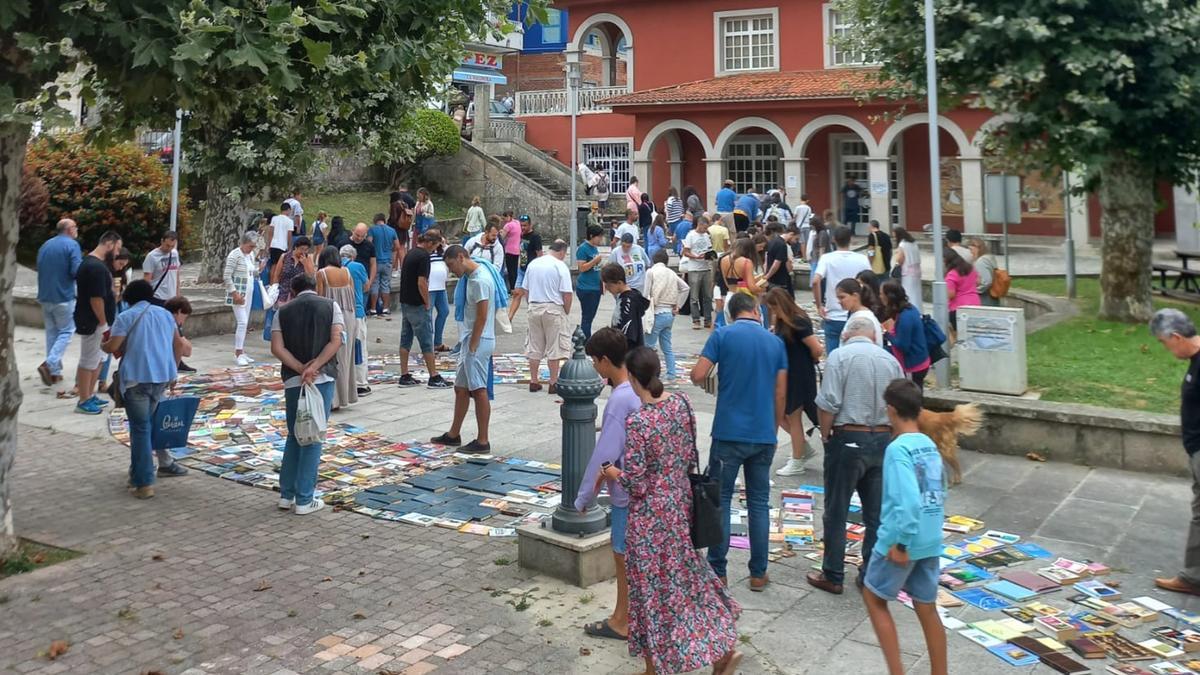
[1015,278,1200,412]
[248,190,471,228]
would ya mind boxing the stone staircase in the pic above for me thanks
[492,154,572,200]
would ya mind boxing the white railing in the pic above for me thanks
[489,119,526,141]
[516,86,630,117]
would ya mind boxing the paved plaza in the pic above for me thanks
[2,292,1196,674]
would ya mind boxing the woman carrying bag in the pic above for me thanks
[599,347,743,675]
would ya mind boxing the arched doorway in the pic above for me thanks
[714,118,793,196]
[794,115,888,231]
[634,120,716,205]
[570,13,635,92]
[877,114,976,232]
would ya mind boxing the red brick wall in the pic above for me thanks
[499,53,628,95]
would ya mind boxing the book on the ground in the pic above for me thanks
[1040,652,1091,674]
[1039,566,1086,585]
[1036,615,1080,641]
[1000,570,1063,594]
[1105,664,1155,675]
[1134,596,1175,613]
[1074,579,1122,600]
[953,588,1013,611]
[946,515,985,531]
[970,619,1026,641]
[985,580,1038,602]
[1066,636,1106,659]
[1148,662,1195,675]
[1150,625,1200,652]
[958,628,1003,648]
[1088,631,1157,661]
[1003,607,1039,624]
[1009,635,1059,657]
[1163,607,1200,626]
[986,643,1039,666]
[983,529,1021,544]
[1138,638,1184,659]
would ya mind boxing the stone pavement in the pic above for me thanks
[4,292,1198,674]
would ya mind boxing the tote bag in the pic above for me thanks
[293,383,328,446]
[151,396,200,449]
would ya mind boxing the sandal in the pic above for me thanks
[583,619,627,641]
[713,650,743,675]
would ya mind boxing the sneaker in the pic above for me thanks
[380,309,391,316]
[366,310,376,317]
[277,497,295,511]
[132,486,155,499]
[431,433,462,447]
[357,386,372,396]
[460,439,492,456]
[235,354,253,367]
[435,344,451,353]
[37,362,52,386]
[398,374,421,387]
[294,499,326,515]
[88,395,109,408]
[776,459,807,476]
[157,462,189,477]
[177,361,197,373]
[427,375,452,389]
[75,400,103,415]
[548,384,558,395]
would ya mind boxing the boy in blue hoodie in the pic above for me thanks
[863,379,947,675]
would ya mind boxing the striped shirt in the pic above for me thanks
[664,196,684,224]
[815,336,903,427]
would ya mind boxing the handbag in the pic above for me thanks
[922,314,949,364]
[680,396,723,549]
[889,265,902,280]
[107,304,154,408]
[151,396,200,449]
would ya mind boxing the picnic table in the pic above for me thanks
[1176,249,1200,269]
[1153,255,1200,299]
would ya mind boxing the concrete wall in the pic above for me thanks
[306,146,389,191]
[420,143,576,242]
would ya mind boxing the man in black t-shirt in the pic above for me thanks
[397,231,451,389]
[1151,308,1200,596]
[600,263,647,348]
[74,230,122,415]
[763,221,794,296]
[350,223,378,314]
[517,215,543,288]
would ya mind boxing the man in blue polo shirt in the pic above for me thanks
[735,190,761,233]
[36,218,83,386]
[367,213,399,315]
[715,179,737,228]
[690,292,787,592]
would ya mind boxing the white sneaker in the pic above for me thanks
[277,497,294,510]
[776,459,807,476]
[294,499,326,515]
[236,354,253,367]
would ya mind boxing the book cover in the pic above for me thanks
[985,580,1038,602]
[1039,652,1090,674]
[1066,636,1106,659]
[1150,625,1200,652]
[1000,570,1063,594]
[986,643,1039,666]
[1074,579,1122,600]
[1148,662,1194,674]
[970,619,1025,641]
[953,588,1012,611]
[1036,615,1080,641]
[958,628,1003,648]
[1138,638,1184,659]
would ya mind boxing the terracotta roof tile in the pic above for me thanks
[601,69,884,106]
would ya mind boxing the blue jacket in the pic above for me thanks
[715,188,736,212]
[37,235,82,303]
[645,226,667,258]
[889,305,929,371]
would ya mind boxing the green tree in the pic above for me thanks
[368,108,463,190]
[0,0,543,557]
[834,0,1200,322]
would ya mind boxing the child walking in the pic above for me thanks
[862,379,948,675]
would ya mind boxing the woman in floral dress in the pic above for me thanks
[601,347,742,675]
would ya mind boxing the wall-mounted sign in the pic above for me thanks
[463,51,504,70]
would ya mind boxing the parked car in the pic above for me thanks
[462,100,514,140]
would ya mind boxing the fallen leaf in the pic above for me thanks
[173,627,184,640]
[31,552,45,564]
[352,611,367,620]
[46,640,69,660]
[253,580,273,592]
[360,534,370,540]
[321,576,333,582]
[358,570,365,576]
[151,554,164,561]
[287,609,298,617]
[578,647,591,656]
[1025,452,1047,462]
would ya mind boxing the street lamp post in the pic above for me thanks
[567,57,582,265]
[924,0,951,387]
[169,109,183,230]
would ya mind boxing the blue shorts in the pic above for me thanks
[863,550,939,604]
[400,303,433,353]
[455,338,495,391]
[609,505,628,555]
[371,260,393,295]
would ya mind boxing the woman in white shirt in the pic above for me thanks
[835,277,884,347]
[892,227,923,313]
[429,232,451,352]
[464,195,486,239]
[223,231,260,365]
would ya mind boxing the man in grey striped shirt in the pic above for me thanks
[808,316,903,596]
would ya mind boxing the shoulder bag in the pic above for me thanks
[107,304,154,408]
[679,395,723,549]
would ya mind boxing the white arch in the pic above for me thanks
[712,117,793,158]
[570,13,635,92]
[970,114,1015,152]
[793,114,880,158]
[876,113,975,159]
[635,119,716,160]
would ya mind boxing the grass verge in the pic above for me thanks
[0,540,83,580]
[1015,277,1200,412]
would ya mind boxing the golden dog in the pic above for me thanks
[917,403,983,485]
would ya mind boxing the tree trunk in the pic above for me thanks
[389,163,416,192]
[0,122,30,560]
[1098,155,1156,323]
[200,181,249,283]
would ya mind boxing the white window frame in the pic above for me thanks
[829,133,904,230]
[713,8,780,77]
[580,137,634,196]
[726,135,782,195]
[823,3,880,68]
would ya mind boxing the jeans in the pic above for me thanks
[578,289,602,339]
[707,440,774,579]
[125,382,168,489]
[262,307,276,342]
[823,318,846,352]
[504,253,520,291]
[430,289,450,346]
[1183,451,1200,585]
[687,269,713,324]
[41,301,75,375]
[515,266,526,290]
[281,381,335,506]
[645,312,676,377]
[400,303,434,353]
[821,430,888,584]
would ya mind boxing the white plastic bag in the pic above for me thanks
[259,279,280,310]
[293,383,327,446]
[495,307,513,334]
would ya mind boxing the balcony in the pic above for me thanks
[515,86,630,117]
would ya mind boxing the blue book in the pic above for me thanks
[985,580,1038,602]
[1013,542,1054,559]
[953,588,1013,611]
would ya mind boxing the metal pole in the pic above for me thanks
[169,108,182,230]
[551,329,608,535]
[1001,174,1010,271]
[1063,172,1077,298]
[569,64,578,267]
[925,0,950,388]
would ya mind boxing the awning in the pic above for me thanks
[452,68,507,86]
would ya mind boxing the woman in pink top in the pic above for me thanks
[626,176,643,213]
[501,211,523,291]
[943,247,980,339]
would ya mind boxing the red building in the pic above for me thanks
[509,0,1186,241]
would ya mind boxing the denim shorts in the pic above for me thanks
[455,338,494,391]
[400,303,433,353]
[610,505,628,555]
[863,550,940,604]
[371,260,393,295]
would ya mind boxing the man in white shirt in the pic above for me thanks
[266,202,295,267]
[945,229,974,264]
[284,189,304,236]
[813,225,870,352]
[508,240,573,395]
[614,210,639,244]
[465,223,506,268]
[681,216,715,328]
[142,230,180,304]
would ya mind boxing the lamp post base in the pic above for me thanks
[517,521,616,587]
[551,504,608,535]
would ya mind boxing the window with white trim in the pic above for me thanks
[582,141,631,195]
[827,8,878,67]
[727,141,781,195]
[719,14,777,73]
